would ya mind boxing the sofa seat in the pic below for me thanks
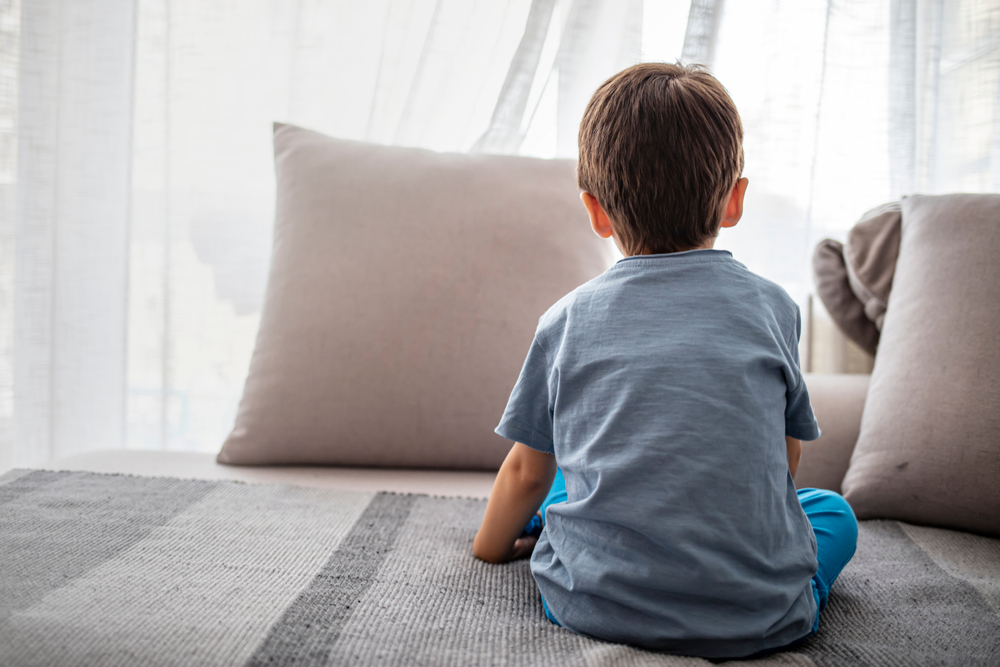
[43,373,871,503]
[48,449,497,499]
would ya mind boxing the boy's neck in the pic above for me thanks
[623,236,717,258]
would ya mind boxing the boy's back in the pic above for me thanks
[498,248,820,656]
[473,63,857,661]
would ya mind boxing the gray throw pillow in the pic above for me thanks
[217,124,616,469]
[813,239,880,356]
[812,203,901,356]
[841,194,1000,536]
[843,202,901,332]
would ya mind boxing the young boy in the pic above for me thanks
[472,63,858,659]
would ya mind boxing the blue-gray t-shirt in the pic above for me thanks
[496,249,821,659]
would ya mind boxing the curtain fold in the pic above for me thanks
[890,0,919,197]
[1,0,997,466]
[680,0,724,69]
[473,0,643,156]
[555,0,643,156]
[472,0,557,154]
[13,0,135,467]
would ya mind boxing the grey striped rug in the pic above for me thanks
[1,469,998,666]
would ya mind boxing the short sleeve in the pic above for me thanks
[784,308,821,441]
[495,339,555,454]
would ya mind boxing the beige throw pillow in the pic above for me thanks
[217,124,616,469]
[841,194,1000,536]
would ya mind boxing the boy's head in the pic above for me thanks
[577,63,745,255]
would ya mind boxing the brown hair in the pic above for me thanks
[577,62,744,255]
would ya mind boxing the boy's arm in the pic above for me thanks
[786,436,801,478]
[473,443,557,564]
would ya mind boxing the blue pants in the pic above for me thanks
[530,471,858,631]
[797,486,859,626]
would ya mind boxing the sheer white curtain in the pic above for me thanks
[0,0,643,468]
[1,0,997,468]
[703,0,999,371]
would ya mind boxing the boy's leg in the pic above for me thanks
[522,468,566,537]
[797,488,859,612]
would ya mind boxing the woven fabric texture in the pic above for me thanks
[1,470,998,666]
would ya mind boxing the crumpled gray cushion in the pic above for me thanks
[813,239,881,356]
[217,123,615,470]
[813,203,902,356]
[843,202,902,331]
[842,193,1000,537]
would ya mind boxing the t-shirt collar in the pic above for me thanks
[614,248,734,267]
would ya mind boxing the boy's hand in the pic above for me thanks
[510,536,538,560]
[473,443,557,564]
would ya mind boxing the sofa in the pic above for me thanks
[46,372,866,500]
[2,126,997,666]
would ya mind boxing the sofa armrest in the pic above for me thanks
[795,373,870,494]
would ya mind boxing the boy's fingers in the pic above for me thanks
[511,536,538,560]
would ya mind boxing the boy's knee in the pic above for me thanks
[801,489,859,598]
[798,488,859,541]
[830,494,859,550]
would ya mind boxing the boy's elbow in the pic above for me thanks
[472,533,507,564]
[473,548,502,564]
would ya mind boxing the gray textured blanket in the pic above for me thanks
[1,469,998,666]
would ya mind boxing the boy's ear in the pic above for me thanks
[581,192,614,239]
[720,177,749,229]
